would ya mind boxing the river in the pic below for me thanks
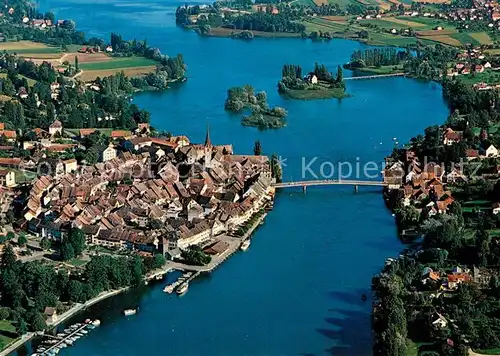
[15,1,449,355]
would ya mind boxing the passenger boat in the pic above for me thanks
[92,319,101,327]
[123,308,138,316]
[240,240,251,251]
[177,283,189,295]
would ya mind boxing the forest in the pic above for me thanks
[346,48,411,69]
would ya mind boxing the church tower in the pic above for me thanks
[204,124,212,169]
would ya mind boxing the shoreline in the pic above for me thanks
[0,288,128,356]
[2,207,270,355]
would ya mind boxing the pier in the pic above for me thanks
[41,323,90,354]
[344,73,405,81]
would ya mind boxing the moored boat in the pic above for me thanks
[123,308,137,316]
[240,240,251,251]
[177,283,189,295]
[92,319,101,326]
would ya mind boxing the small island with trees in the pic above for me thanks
[224,85,287,129]
[277,63,347,100]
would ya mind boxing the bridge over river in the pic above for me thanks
[344,73,405,81]
[272,179,388,192]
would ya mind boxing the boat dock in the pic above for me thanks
[41,323,90,355]
[163,272,195,293]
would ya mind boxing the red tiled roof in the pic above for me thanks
[79,128,96,137]
[150,138,177,148]
[111,130,131,138]
[466,149,479,157]
[0,130,16,138]
[0,158,21,166]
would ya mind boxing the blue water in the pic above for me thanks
[16,1,449,355]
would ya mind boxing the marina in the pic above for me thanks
[33,319,100,356]
[163,272,194,294]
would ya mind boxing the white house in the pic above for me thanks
[0,169,15,187]
[100,144,117,162]
[486,144,498,157]
[49,120,63,136]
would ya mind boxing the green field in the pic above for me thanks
[0,320,18,349]
[459,70,500,85]
[368,32,419,46]
[68,258,88,267]
[470,31,492,45]
[78,57,156,70]
[450,32,480,46]
[0,73,37,87]
[396,16,447,27]
[5,47,61,54]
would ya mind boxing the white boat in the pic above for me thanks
[80,329,88,334]
[92,319,101,326]
[240,240,251,251]
[123,308,137,316]
[177,283,189,295]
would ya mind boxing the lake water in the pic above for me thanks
[15,1,449,355]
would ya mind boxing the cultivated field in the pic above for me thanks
[381,17,427,27]
[78,56,155,70]
[415,29,456,36]
[0,41,61,55]
[320,16,348,23]
[470,32,492,45]
[313,0,328,5]
[79,66,156,81]
[420,34,462,46]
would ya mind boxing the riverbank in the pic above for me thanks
[0,288,128,356]
[3,206,270,355]
[207,27,300,39]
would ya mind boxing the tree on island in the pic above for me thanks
[225,85,287,129]
[278,63,346,99]
[254,140,262,155]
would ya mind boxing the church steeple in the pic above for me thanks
[204,124,212,148]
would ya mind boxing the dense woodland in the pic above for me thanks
[346,48,410,69]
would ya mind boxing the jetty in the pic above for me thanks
[42,323,90,354]
[163,272,195,294]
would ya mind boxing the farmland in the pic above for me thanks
[470,32,493,45]
[79,66,156,81]
[0,41,61,54]
[0,40,158,82]
[78,56,156,70]
[420,34,462,46]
